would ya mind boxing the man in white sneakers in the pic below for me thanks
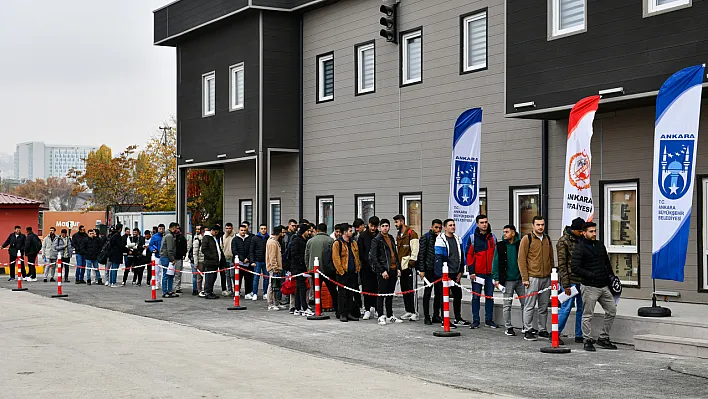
[369,219,403,325]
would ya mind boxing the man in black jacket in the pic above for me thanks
[72,226,88,283]
[289,224,313,316]
[231,224,253,298]
[418,219,443,325]
[122,228,145,286]
[2,226,26,281]
[369,219,402,325]
[249,224,269,301]
[357,216,379,319]
[24,226,42,282]
[174,225,188,293]
[571,222,618,352]
[202,225,225,299]
[81,229,103,285]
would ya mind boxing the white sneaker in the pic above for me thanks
[120,282,126,286]
[245,293,253,300]
[24,277,31,281]
[262,294,267,300]
[268,305,280,311]
[362,310,371,320]
[221,291,229,297]
[387,316,403,324]
[293,310,301,316]
[110,284,118,288]
[401,312,413,320]
[410,313,420,321]
[105,281,110,286]
[251,294,258,301]
[198,291,206,297]
[378,316,387,325]
[30,278,37,282]
[302,309,315,317]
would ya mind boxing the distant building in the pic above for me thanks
[14,142,98,180]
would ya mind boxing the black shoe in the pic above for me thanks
[454,318,471,327]
[340,316,348,322]
[65,280,71,283]
[75,280,81,284]
[584,340,596,351]
[162,294,169,298]
[80,280,86,284]
[537,330,550,339]
[176,289,182,294]
[575,337,585,343]
[596,338,618,350]
[192,290,198,296]
[136,283,142,287]
[442,322,458,329]
[87,280,92,286]
[43,278,48,283]
[505,328,516,336]
[206,293,219,299]
[524,331,537,341]
[168,293,179,298]
[50,278,56,282]
[97,279,103,285]
[424,317,432,325]
[347,314,359,321]
[529,328,538,335]
[431,316,442,324]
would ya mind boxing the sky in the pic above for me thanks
[0,0,176,155]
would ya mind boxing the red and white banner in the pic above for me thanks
[561,95,600,230]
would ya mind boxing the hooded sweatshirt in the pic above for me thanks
[222,229,235,262]
[492,234,521,285]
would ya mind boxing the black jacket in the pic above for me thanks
[24,233,42,257]
[571,237,614,288]
[289,235,307,274]
[231,234,252,263]
[201,234,224,270]
[109,232,125,264]
[82,236,103,261]
[126,236,145,258]
[495,239,521,286]
[249,234,267,263]
[369,233,400,274]
[356,229,377,274]
[175,233,188,259]
[3,232,26,258]
[417,230,437,274]
[72,232,87,255]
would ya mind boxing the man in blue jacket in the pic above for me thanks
[433,219,469,328]
[149,224,165,288]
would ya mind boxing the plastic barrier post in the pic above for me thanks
[541,267,570,354]
[145,255,163,303]
[434,263,460,337]
[307,257,329,320]
[228,256,246,310]
[12,251,27,292]
[51,258,69,298]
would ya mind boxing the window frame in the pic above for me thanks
[354,41,376,96]
[316,195,335,233]
[229,63,245,111]
[269,198,281,228]
[600,179,640,288]
[479,188,488,216]
[239,199,253,230]
[547,0,587,41]
[316,52,335,103]
[202,71,216,117]
[698,175,708,292]
[355,193,376,221]
[460,9,488,74]
[509,185,541,235]
[399,192,423,235]
[399,28,423,87]
[644,0,692,17]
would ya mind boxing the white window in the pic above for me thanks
[645,0,691,17]
[512,187,540,235]
[269,199,281,228]
[401,194,422,236]
[229,63,244,111]
[317,197,334,233]
[356,43,375,94]
[317,53,334,102]
[462,11,487,72]
[401,30,422,85]
[356,195,375,223]
[549,0,586,38]
[604,182,639,286]
[701,178,707,290]
[202,72,215,116]
[240,200,253,230]
[479,189,487,216]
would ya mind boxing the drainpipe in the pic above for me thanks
[298,14,304,221]
[541,120,549,219]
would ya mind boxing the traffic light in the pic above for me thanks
[379,4,397,44]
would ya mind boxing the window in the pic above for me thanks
[702,177,708,291]
[400,193,422,235]
[229,63,244,111]
[355,194,375,223]
[317,53,334,103]
[355,42,375,95]
[479,188,488,216]
[603,182,639,287]
[401,29,422,86]
[549,0,586,39]
[511,187,540,235]
[317,196,334,233]
[645,0,691,16]
[269,199,281,228]
[240,200,253,231]
[202,72,215,116]
[461,10,487,73]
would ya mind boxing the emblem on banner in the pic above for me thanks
[658,138,694,199]
[454,159,477,206]
[568,150,591,190]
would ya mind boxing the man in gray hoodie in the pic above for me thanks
[159,222,178,297]
[54,229,74,282]
[42,227,59,282]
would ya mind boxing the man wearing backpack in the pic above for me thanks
[305,223,337,317]
[332,223,360,322]
[557,217,585,344]
[159,222,179,297]
[23,226,42,282]
[466,214,498,329]
[518,216,555,341]
[418,219,443,325]
[54,229,73,283]
[289,224,313,316]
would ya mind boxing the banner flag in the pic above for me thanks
[561,95,600,231]
[449,108,482,253]
[652,64,705,282]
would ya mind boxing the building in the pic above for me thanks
[0,193,44,269]
[154,0,708,304]
[14,142,98,180]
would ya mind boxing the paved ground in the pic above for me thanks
[2,276,707,398]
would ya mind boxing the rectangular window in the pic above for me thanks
[511,187,540,236]
[240,200,253,231]
[317,196,334,233]
[202,72,215,116]
[355,194,375,223]
[462,10,487,73]
[317,53,334,103]
[401,29,422,86]
[645,0,691,16]
[549,0,586,39]
[479,188,488,216]
[269,199,281,228]
[229,63,244,111]
[603,182,639,287]
[355,42,375,95]
[400,193,422,235]
[702,177,708,291]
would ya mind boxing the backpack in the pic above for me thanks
[283,239,294,271]
[97,237,112,265]
[320,241,335,274]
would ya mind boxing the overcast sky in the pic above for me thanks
[0,0,175,155]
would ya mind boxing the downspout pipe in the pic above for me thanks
[298,14,304,221]
[541,120,549,219]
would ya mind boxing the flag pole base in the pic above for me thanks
[227,306,247,310]
[638,306,671,317]
[433,331,461,337]
[540,346,571,354]
[145,299,163,303]
[12,288,28,292]
[307,315,330,320]
[51,294,68,298]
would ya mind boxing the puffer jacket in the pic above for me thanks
[109,232,125,264]
[231,234,252,264]
[434,233,464,275]
[201,232,223,271]
[332,238,360,275]
[356,229,377,274]
[82,236,103,261]
[557,227,582,288]
[54,236,73,259]
[249,233,268,263]
[571,237,614,288]
[289,234,308,274]
[466,227,496,275]
[369,233,399,274]
[192,234,205,264]
[42,234,59,260]
[72,232,87,255]
[417,230,437,275]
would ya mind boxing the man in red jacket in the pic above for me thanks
[466,215,497,329]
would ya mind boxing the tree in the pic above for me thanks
[13,177,85,211]
[187,169,223,228]
[135,121,177,211]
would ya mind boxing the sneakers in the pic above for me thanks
[362,310,372,320]
[575,337,585,343]
[29,278,37,282]
[222,290,231,297]
[424,317,432,325]
[584,339,596,352]
[485,320,499,329]
[340,315,349,322]
[104,280,109,286]
[524,331,537,341]
[132,281,136,285]
[245,293,254,300]
[175,289,182,294]
[251,294,258,301]
[302,309,315,317]
[289,307,296,314]
[77,280,85,284]
[346,314,359,321]
[387,316,403,324]
[192,290,198,296]
[97,279,103,285]
[596,338,618,350]
[268,305,280,311]
[121,282,126,286]
[454,318,472,327]
[205,293,219,299]
[24,277,31,281]
[293,310,301,316]
[110,284,117,288]
[198,291,206,297]
[505,328,516,336]
[262,294,268,300]
[409,313,419,321]
[8,278,15,282]
[549,336,565,346]
[471,320,481,329]
[43,278,48,283]
[442,321,458,329]
[378,316,387,325]
[431,316,442,324]
[50,278,56,283]
[87,280,92,286]
[401,312,413,320]
[537,330,550,339]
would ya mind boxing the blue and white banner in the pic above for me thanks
[449,108,482,253]
[652,64,705,282]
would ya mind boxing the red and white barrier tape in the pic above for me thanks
[317,271,443,297]
[450,280,552,301]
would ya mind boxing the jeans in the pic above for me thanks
[471,274,495,323]
[558,283,583,338]
[191,262,198,292]
[75,254,85,281]
[160,257,174,295]
[502,280,526,329]
[109,262,120,285]
[252,262,269,296]
[85,259,101,281]
[581,285,617,340]
[523,276,551,333]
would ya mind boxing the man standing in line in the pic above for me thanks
[418,219,443,325]
[159,222,179,298]
[466,214,498,329]
[394,214,420,321]
[82,229,103,285]
[283,219,298,249]
[72,225,87,284]
[232,224,253,298]
[202,225,225,300]
[23,226,42,282]
[572,222,618,352]
[353,219,366,241]
[434,219,467,329]
[2,225,26,281]
[351,217,366,313]
[332,223,360,322]
[265,225,285,310]
[108,224,125,288]
[305,223,338,317]
[192,226,206,296]
[557,217,585,344]
[42,227,59,282]
[290,224,314,316]
[55,229,73,283]
[143,230,153,286]
[249,224,269,301]
[122,228,144,286]
[370,219,403,325]
[221,223,236,296]
[518,216,555,341]
[173,225,188,293]
[492,224,525,336]
[357,216,379,320]
[149,224,165,289]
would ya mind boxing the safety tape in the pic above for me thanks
[450,280,552,301]
[317,271,443,297]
